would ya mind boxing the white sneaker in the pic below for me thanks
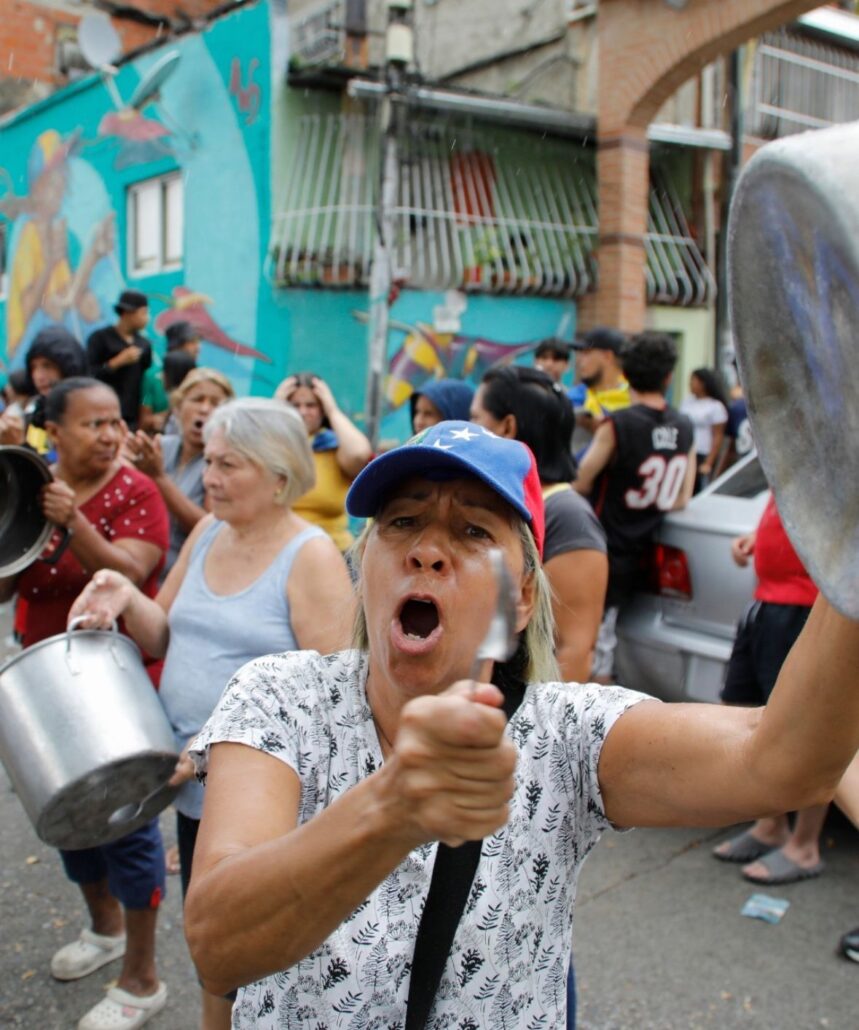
[51,927,126,981]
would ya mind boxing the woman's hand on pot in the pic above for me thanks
[40,480,77,527]
[168,747,195,787]
[68,569,135,629]
[382,679,517,848]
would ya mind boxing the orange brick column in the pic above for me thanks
[579,0,822,335]
[584,127,650,332]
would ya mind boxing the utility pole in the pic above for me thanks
[716,47,745,376]
[364,0,414,451]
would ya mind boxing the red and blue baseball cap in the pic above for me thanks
[347,420,545,556]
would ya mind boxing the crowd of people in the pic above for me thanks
[0,296,856,1029]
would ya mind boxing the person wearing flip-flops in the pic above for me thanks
[713,495,828,885]
[0,377,172,1030]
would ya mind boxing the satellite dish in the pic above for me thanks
[129,52,181,110]
[78,13,122,69]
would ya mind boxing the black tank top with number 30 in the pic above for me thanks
[593,403,694,557]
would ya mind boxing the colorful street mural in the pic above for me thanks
[278,287,576,444]
[94,52,181,170]
[153,287,270,363]
[0,128,121,360]
[0,0,577,444]
[0,1,270,399]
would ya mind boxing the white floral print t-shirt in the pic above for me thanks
[191,649,652,1029]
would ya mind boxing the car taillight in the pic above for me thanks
[652,544,693,600]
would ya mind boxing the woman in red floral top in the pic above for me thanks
[0,376,171,1030]
[12,382,169,646]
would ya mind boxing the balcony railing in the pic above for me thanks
[746,29,859,137]
[269,111,715,306]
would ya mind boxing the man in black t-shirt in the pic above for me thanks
[87,289,152,429]
[574,332,696,678]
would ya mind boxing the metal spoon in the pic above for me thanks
[470,549,519,688]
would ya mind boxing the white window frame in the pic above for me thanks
[127,172,184,277]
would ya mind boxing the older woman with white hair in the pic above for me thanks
[70,397,355,1030]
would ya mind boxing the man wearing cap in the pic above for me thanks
[533,338,570,385]
[571,326,630,434]
[87,291,153,430]
[164,320,203,360]
[139,322,202,433]
[177,420,859,1029]
[575,332,696,681]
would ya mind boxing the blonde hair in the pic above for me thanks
[170,366,235,409]
[204,397,316,506]
[348,518,560,685]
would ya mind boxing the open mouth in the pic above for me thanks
[192,418,205,432]
[399,598,440,640]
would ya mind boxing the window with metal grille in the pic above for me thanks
[271,112,598,297]
[271,110,714,306]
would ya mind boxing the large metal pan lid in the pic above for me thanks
[0,445,56,577]
[729,121,859,619]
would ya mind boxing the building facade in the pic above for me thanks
[1,0,858,443]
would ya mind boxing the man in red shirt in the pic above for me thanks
[713,495,828,883]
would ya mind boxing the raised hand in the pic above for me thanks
[0,411,25,446]
[381,679,517,848]
[274,376,298,404]
[310,376,338,418]
[131,430,164,478]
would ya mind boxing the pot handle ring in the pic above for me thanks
[65,616,123,675]
[40,527,72,566]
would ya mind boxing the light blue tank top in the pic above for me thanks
[159,518,324,817]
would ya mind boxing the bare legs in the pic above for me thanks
[79,880,160,996]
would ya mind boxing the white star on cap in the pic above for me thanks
[432,438,454,451]
[448,426,479,441]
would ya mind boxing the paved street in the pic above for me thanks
[0,604,856,1028]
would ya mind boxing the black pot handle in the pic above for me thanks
[40,526,72,566]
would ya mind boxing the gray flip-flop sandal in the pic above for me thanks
[712,829,776,864]
[742,848,825,885]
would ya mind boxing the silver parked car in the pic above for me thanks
[614,452,770,704]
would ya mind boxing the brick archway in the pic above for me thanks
[583,0,822,333]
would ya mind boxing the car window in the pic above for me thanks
[711,453,767,499]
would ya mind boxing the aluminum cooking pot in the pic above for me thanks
[729,121,859,618]
[0,618,179,849]
[0,445,70,576]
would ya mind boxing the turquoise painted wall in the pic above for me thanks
[0,0,578,445]
[278,287,577,443]
[0,0,272,398]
